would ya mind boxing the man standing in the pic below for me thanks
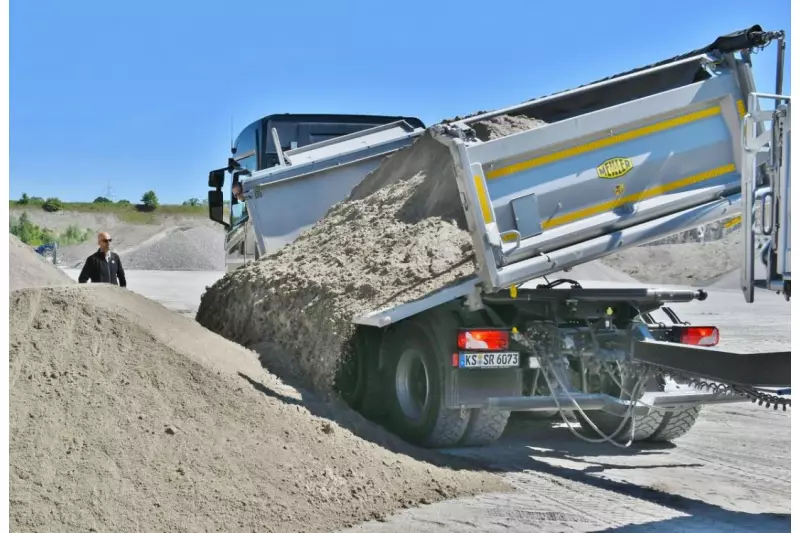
[78,231,127,287]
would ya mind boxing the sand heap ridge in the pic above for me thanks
[196,116,547,393]
[10,285,504,533]
[9,233,75,290]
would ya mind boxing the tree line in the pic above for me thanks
[14,190,207,211]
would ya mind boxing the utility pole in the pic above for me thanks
[104,180,115,202]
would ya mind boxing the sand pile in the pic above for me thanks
[9,284,505,533]
[599,231,744,286]
[9,234,74,290]
[117,226,225,271]
[196,117,545,394]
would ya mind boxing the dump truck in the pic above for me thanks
[206,25,790,448]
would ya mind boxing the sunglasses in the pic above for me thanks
[101,238,112,243]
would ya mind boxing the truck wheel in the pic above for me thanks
[647,406,702,442]
[459,409,510,446]
[577,373,665,442]
[335,334,367,409]
[384,320,469,448]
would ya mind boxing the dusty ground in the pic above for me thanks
[9,284,506,533]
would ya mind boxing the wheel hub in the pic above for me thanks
[395,348,430,421]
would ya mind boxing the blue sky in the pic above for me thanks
[10,0,791,204]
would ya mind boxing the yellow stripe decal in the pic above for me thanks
[473,174,494,224]
[538,164,736,231]
[724,215,742,228]
[485,106,722,180]
[736,99,746,118]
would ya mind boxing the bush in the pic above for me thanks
[29,196,44,204]
[42,197,63,212]
[60,224,93,245]
[93,196,112,204]
[18,193,29,205]
[117,199,131,205]
[183,198,201,207]
[10,215,92,247]
[141,190,159,209]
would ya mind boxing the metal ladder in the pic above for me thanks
[740,91,791,302]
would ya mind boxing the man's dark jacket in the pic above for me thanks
[78,249,127,287]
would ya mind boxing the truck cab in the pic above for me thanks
[207,113,425,271]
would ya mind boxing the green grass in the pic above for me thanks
[8,201,227,225]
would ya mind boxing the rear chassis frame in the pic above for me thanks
[428,285,763,416]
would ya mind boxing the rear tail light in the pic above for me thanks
[679,326,719,346]
[457,329,509,351]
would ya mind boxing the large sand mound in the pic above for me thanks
[9,285,504,533]
[9,234,74,290]
[197,117,545,394]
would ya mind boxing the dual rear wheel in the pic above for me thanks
[381,319,509,448]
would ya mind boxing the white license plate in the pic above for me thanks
[459,352,520,369]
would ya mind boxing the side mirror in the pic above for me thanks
[208,168,226,188]
[208,190,230,229]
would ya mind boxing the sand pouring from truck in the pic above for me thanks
[204,25,790,448]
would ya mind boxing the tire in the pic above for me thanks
[335,334,367,409]
[460,409,510,446]
[578,407,664,442]
[577,374,665,442]
[647,406,703,442]
[383,319,469,448]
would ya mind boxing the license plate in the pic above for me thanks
[459,352,520,369]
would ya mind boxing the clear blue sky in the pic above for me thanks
[10,0,791,204]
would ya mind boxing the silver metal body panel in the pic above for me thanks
[439,71,748,294]
[239,121,423,255]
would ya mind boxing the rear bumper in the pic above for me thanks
[485,390,750,416]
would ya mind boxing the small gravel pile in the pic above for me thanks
[599,231,744,286]
[9,233,74,290]
[197,116,546,394]
[119,226,225,271]
[10,284,505,533]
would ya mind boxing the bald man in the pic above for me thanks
[78,231,127,287]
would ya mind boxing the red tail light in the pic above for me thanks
[680,326,719,346]
[457,329,509,351]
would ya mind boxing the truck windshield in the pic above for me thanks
[230,122,260,227]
